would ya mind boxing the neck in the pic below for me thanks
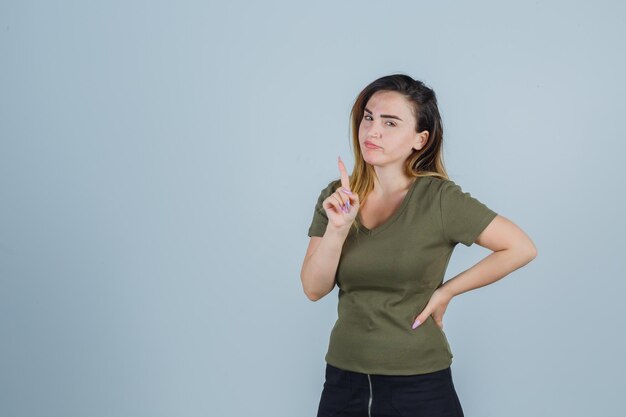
[371,169,415,197]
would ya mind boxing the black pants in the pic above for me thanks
[317,363,465,417]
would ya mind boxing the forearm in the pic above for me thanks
[440,247,536,298]
[301,225,350,301]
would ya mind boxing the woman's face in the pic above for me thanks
[358,90,427,168]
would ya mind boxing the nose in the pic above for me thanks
[366,120,383,139]
[367,125,382,139]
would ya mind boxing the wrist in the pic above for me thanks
[325,223,351,238]
[439,282,457,300]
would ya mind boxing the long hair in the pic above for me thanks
[346,73,449,234]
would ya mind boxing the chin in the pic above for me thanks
[361,153,381,166]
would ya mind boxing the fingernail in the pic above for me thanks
[341,204,347,213]
[341,187,353,195]
[412,320,421,329]
[346,200,351,210]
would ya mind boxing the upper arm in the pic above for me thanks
[440,180,498,247]
[474,214,538,257]
[307,179,340,238]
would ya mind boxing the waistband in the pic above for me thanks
[326,362,452,388]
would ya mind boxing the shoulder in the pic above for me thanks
[325,178,342,189]
[414,175,459,195]
[315,178,341,199]
[422,176,466,194]
[413,177,476,207]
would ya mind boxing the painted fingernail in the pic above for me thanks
[412,320,421,329]
[341,187,353,195]
[341,204,347,213]
[346,200,351,210]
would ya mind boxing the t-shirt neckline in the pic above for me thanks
[356,177,420,236]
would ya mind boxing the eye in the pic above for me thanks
[363,115,395,127]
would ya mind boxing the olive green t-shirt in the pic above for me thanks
[307,176,498,375]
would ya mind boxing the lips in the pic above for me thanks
[364,141,381,149]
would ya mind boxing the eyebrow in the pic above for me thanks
[364,107,403,121]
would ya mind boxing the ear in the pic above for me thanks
[413,130,429,151]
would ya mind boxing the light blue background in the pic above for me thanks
[1,1,624,416]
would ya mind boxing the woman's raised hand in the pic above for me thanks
[322,156,360,230]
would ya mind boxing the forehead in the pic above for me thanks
[365,90,412,116]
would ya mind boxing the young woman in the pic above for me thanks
[301,74,537,417]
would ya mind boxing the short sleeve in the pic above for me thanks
[307,179,340,237]
[439,180,498,246]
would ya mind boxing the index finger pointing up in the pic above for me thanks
[337,156,351,191]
